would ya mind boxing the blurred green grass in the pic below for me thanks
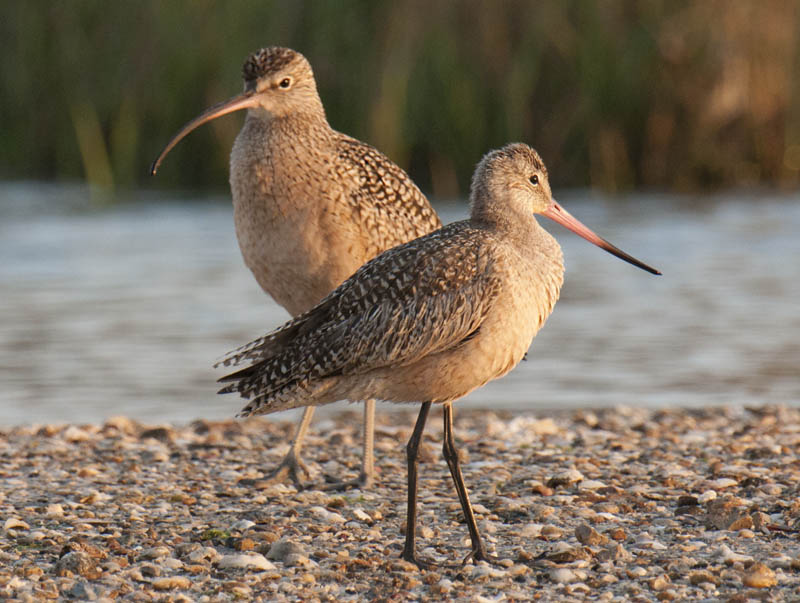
[2,1,799,197]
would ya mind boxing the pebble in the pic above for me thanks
[575,524,609,546]
[742,562,777,588]
[153,576,192,590]
[1,407,799,600]
[139,545,171,560]
[550,568,583,584]
[3,517,29,530]
[547,468,584,488]
[266,539,306,562]
[309,506,346,523]
[231,518,256,531]
[217,553,276,571]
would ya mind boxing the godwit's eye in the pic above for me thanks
[279,77,292,89]
[529,174,539,186]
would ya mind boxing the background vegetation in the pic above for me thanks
[2,1,799,197]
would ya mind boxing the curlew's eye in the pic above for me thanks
[279,77,292,89]
[529,174,539,186]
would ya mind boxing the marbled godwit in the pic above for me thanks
[151,47,441,488]
[216,143,660,566]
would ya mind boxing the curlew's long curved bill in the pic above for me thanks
[149,92,259,175]
[543,201,661,275]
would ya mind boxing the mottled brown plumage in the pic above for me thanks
[217,143,660,566]
[151,46,441,488]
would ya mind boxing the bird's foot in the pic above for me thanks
[320,470,374,491]
[401,549,437,571]
[263,451,311,488]
[462,546,502,566]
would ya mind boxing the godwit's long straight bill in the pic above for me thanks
[149,92,260,175]
[543,201,661,275]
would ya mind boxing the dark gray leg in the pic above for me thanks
[441,402,493,563]
[401,401,432,567]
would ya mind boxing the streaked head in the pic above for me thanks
[472,143,661,275]
[150,47,323,175]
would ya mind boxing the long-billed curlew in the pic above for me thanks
[215,143,660,566]
[151,47,441,488]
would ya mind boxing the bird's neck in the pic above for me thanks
[266,109,332,140]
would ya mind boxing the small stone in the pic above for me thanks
[607,527,626,541]
[698,491,717,503]
[649,575,670,591]
[139,426,173,442]
[4,517,29,531]
[162,557,183,570]
[550,568,581,584]
[152,576,192,590]
[541,525,563,540]
[231,519,256,531]
[689,570,719,586]
[432,577,454,594]
[55,551,96,578]
[509,564,531,578]
[578,479,607,490]
[217,553,275,571]
[140,563,161,577]
[719,544,753,565]
[45,504,64,517]
[751,511,771,531]
[139,546,170,561]
[352,508,371,522]
[709,477,738,489]
[309,506,345,523]
[547,546,590,563]
[519,523,543,538]
[627,566,648,578]
[284,553,311,567]
[547,469,584,488]
[68,579,97,601]
[575,524,609,546]
[63,425,91,442]
[742,562,777,588]
[235,538,256,551]
[266,539,306,562]
[419,525,434,539]
[707,497,752,531]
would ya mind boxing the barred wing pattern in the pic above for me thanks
[335,136,442,252]
[217,223,501,415]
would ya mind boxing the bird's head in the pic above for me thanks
[150,47,323,175]
[472,143,661,275]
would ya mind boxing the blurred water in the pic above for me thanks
[1,183,798,426]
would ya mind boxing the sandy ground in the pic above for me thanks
[1,405,799,601]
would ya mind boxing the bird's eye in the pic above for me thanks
[279,77,292,89]
[529,174,539,186]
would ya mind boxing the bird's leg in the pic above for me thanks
[264,407,314,487]
[359,398,376,487]
[401,401,433,569]
[321,399,376,491]
[441,402,498,564]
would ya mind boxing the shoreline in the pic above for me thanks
[2,405,799,600]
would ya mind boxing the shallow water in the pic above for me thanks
[1,183,798,425]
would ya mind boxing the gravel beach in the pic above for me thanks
[2,405,799,601]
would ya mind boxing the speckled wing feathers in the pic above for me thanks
[217,223,501,416]
[334,136,441,253]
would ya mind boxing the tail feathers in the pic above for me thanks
[231,379,337,417]
[215,296,336,369]
[213,334,274,368]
